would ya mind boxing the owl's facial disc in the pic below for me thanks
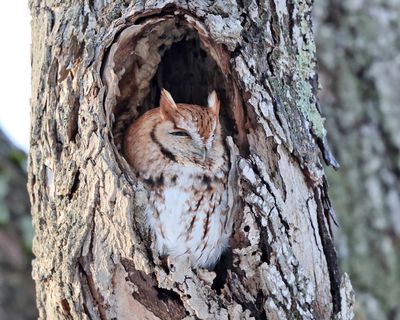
[154,119,217,164]
[169,129,206,159]
[155,89,221,164]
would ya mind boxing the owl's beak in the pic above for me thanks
[201,147,207,161]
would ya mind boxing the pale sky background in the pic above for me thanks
[0,2,31,152]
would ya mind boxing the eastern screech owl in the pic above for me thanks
[123,89,230,268]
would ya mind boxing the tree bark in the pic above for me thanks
[315,1,400,319]
[29,1,353,319]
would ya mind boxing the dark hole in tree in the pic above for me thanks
[139,34,235,139]
[212,251,233,293]
[103,16,246,285]
[104,20,242,150]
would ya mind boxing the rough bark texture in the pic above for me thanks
[29,1,353,319]
[0,128,37,319]
[315,1,400,319]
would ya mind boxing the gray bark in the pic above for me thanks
[315,1,400,319]
[29,1,353,319]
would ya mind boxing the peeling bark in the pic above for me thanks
[29,1,353,319]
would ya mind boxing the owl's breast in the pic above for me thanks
[145,164,230,267]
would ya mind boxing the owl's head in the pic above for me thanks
[154,89,222,163]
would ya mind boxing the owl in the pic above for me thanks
[123,89,231,268]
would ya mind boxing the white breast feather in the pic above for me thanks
[147,165,229,267]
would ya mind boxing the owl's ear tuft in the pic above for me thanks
[207,90,220,116]
[160,89,178,121]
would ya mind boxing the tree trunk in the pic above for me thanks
[29,1,353,319]
[315,1,400,319]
